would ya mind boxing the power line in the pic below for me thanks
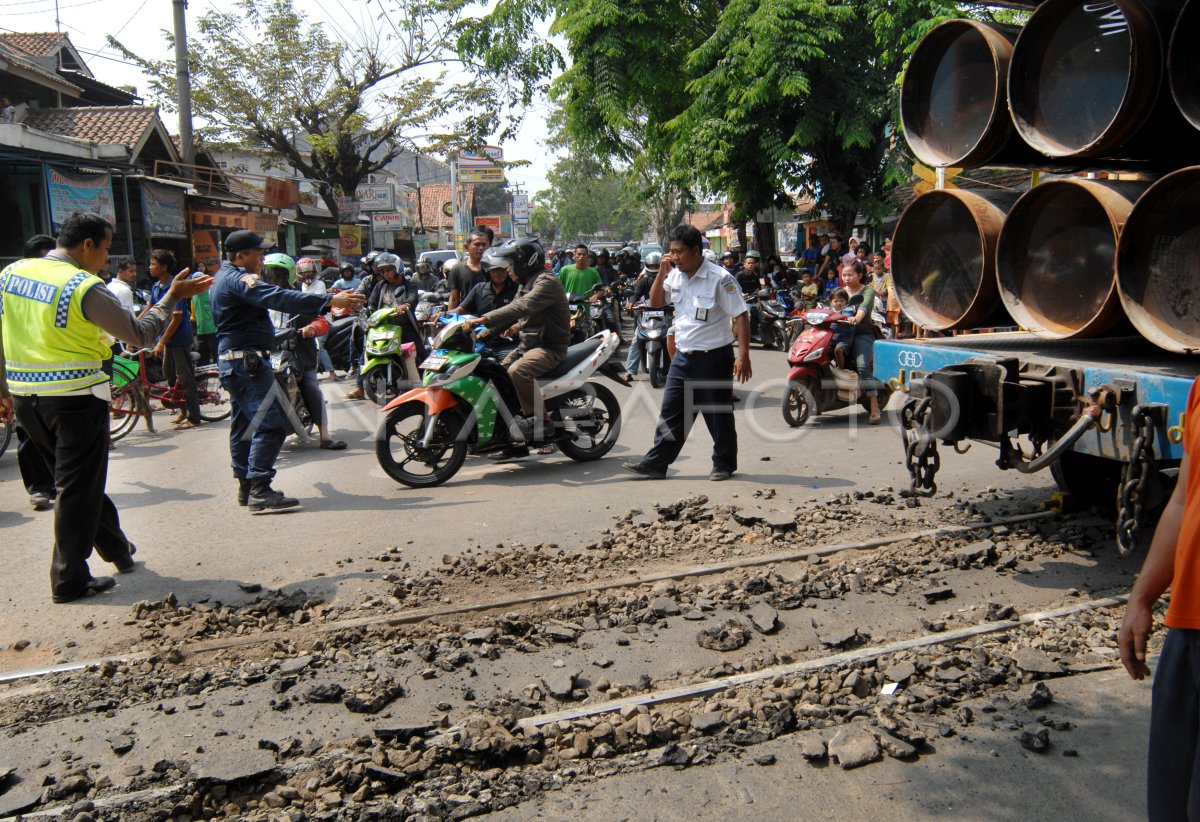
[111,0,149,38]
[2,0,102,14]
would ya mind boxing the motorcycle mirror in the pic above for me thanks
[592,284,605,293]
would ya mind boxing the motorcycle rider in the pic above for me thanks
[463,239,569,459]
[262,253,346,450]
[345,253,427,400]
[409,259,442,294]
[624,251,664,377]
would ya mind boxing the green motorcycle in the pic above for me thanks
[375,320,626,487]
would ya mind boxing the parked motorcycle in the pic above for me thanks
[375,321,626,488]
[757,288,790,350]
[414,289,448,347]
[361,306,421,406]
[632,303,673,388]
[781,305,893,427]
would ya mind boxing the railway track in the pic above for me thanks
[0,498,1146,820]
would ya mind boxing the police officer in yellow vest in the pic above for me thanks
[0,212,213,603]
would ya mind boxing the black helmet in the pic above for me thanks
[488,238,545,282]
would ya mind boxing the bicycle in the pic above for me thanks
[109,349,230,441]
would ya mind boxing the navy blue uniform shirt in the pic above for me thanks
[210,260,331,355]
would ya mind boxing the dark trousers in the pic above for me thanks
[298,367,327,430]
[1149,628,1200,820]
[642,344,737,473]
[16,421,55,498]
[219,358,288,482]
[164,345,201,422]
[196,334,218,366]
[14,394,133,597]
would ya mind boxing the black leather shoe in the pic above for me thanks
[52,576,116,604]
[248,482,300,514]
[622,460,666,479]
[114,543,138,573]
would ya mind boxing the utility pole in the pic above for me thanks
[414,154,424,229]
[173,0,195,166]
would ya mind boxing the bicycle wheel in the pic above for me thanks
[195,368,231,421]
[0,420,11,459]
[110,382,143,441]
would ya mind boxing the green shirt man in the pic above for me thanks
[557,245,601,297]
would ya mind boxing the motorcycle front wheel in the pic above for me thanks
[782,379,816,428]
[557,382,622,461]
[364,369,394,406]
[376,401,469,487]
[648,352,663,389]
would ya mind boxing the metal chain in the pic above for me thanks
[1116,407,1157,556]
[901,398,940,497]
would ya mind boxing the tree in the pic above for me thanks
[462,0,970,238]
[113,0,500,222]
[528,190,561,246]
[533,151,648,242]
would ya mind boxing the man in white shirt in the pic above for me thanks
[106,259,138,316]
[624,224,751,481]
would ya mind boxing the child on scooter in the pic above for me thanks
[829,288,857,370]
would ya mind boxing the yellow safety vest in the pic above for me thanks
[0,257,110,395]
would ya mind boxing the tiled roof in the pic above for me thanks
[689,210,724,232]
[22,105,160,150]
[412,183,475,230]
[0,32,65,57]
[0,40,82,93]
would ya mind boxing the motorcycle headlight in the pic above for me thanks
[803,348,824,362]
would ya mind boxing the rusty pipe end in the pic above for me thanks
[892,189,1020,331]
[1169,0,1200,132]
[901,19,1023,168]
[1008,0,1163,159]
[996,178,1145,339]
[1117,166,1200,354]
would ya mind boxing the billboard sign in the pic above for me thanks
[45,166,116,230]
[356,184,396,212]
[458,166,505,184]
[457,146,504,167]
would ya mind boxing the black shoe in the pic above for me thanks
[52,576,116,604]
[248,482,300,514]
[29,491,54,511]
[237,478,250,507]
[114,542,138,573]
[622,460,666,479]
[488,445,531,461]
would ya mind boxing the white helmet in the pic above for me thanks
[702,249,717,261]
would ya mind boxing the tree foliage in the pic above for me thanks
[112,0,500,221]
[530,150,648,243]
[462,0,974,236]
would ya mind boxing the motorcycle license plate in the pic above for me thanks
[643,310,664,318]
[270,353,285,370]
[421,355,449,372]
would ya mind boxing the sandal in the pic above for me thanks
[344,388,365,401]
[320,439,347,450]
[868,412,881,425]
[175,419,201,430]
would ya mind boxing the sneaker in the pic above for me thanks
[248,483,300,514]
[709,469,734,481]
[29,491,53,511]
[622,460,666,479]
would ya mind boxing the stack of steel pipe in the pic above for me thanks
[894,0,1200,344]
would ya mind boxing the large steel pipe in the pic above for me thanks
[1008,0,1200,163]
[901,20,1039,168]
[1169,0,1200,131]
[996,179,1147,339]
[1117,167,1200,353]
[892,189,1022,331]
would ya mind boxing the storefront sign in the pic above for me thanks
[192,229,221,273]
[372,213,407,231]
[357,184,395,212]
[141,181,187,238]
[457,166,505,184]
[264,176,300,209]
[339,224,362,256]
[45,166,116,229]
